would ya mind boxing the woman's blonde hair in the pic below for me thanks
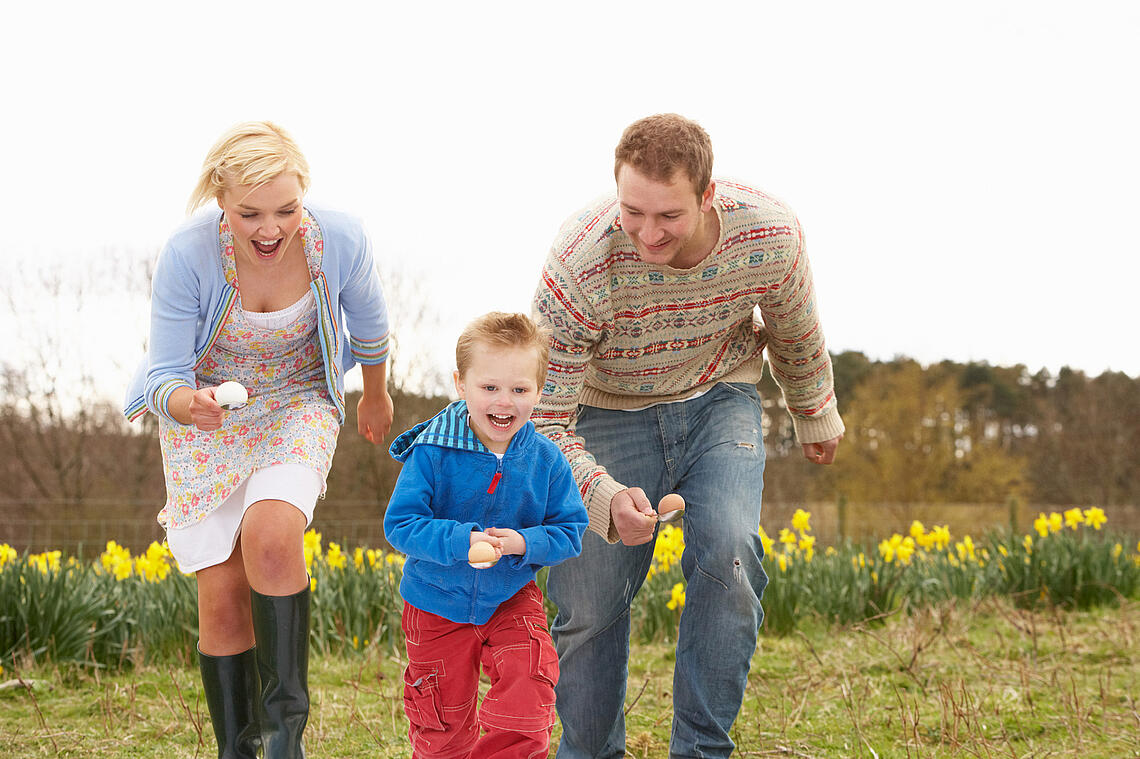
[187,121,311,213]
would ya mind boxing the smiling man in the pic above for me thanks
[532,113,845,758]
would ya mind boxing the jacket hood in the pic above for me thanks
[388,400,534,462]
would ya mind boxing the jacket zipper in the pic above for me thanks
[471,455,504,621]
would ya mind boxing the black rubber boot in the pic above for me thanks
[251,586,311,759]
[198,646,261,759]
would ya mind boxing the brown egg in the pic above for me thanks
[658,493,686,516]
[468,542,499,566]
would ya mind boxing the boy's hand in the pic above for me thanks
[469,531,504,561]
[484,527,526,556]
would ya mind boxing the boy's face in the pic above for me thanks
[454,343,542,454]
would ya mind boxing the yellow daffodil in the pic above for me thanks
[666,582,686,610]
[777,554,788,572]
[1023,534,1033,553]
[303,530,323,572]
[0,543,17,571]
[909,520,926,540]
[327,542,347,570]
[1083,507,1106,530]
[1034,513,1049,538]
[791,509,812,534]
[1047,513,1062,533]
[778,528,796,546]
[136,541,172,583]
[896,536,916,565]
[1063,507,1084,530]
[758,526,774,557]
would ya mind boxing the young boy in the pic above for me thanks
[384,312,588,758]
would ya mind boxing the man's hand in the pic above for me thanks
[802,434,843,465]
[611,488,658,546]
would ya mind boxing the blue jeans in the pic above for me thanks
[548,383,769,759]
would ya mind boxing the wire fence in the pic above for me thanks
[4,500,1138,556]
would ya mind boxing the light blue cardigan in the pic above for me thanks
[123,205,389,424]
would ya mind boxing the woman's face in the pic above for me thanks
[218,174,304,269]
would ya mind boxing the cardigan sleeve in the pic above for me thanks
[143,242,202,422]
[337,221,390,366]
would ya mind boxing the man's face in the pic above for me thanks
[616,164,714,269]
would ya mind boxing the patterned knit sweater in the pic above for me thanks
[532,179,845,541]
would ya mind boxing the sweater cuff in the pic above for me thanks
[587,477,626,544]
[152,379,194,423]
[349,333,390,364]
[792,409,846,445]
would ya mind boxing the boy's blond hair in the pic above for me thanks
[187,121,311,213]
[613,113,714,199]
[456,312,550,387]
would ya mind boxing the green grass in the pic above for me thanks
[4,597,1138,758]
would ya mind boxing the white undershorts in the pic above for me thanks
[166,463,322,573]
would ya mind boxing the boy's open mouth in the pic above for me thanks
[488,413,514,429]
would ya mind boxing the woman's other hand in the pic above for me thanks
[357,390,394,445]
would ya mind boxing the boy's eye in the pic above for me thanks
[240,213,257,219]
[483,385,497,392]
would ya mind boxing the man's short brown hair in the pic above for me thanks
[456,312,551,387]
[614,113,714,198]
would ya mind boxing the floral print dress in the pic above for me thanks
[157,211,339,530]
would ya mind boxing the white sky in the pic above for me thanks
[4,0,1138,404]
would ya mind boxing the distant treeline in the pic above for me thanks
[2,353,1138,548]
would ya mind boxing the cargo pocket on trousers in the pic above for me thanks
[525,617,559,696]
[403,666,446,731]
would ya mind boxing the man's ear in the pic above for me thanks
[700,181,716,213]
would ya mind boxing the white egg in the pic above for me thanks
[215,381,249,410]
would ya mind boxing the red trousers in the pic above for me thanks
[401,581,558,759]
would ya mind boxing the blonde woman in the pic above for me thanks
[124,121,393,758]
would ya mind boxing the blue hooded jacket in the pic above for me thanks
[384,401,588,625]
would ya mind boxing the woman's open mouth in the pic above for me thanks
[252,238,283,257]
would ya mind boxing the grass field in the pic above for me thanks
[3,596,1137,758]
